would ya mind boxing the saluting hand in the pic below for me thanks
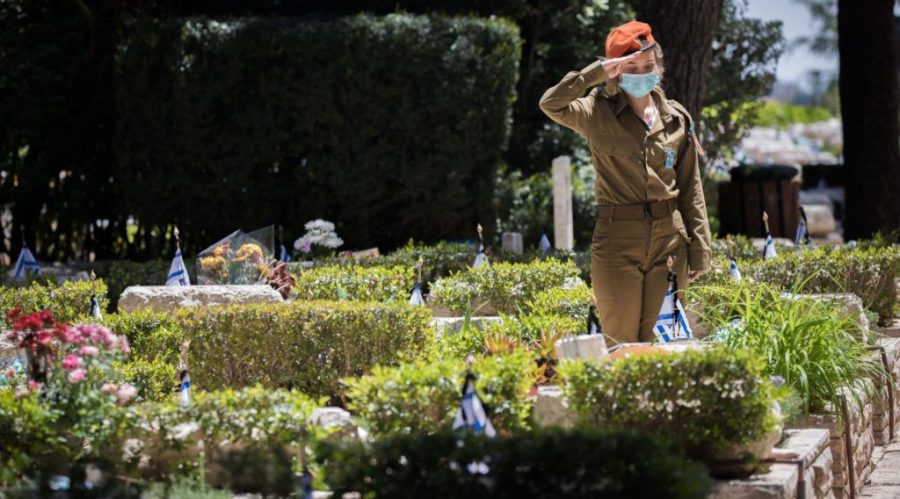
[600,51,642,79]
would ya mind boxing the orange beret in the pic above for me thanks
[605,20,656,59]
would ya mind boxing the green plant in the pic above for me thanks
[524,281,593,319]
[439,313,581,363]
[120,385,326,490]
[429,258,581,315]
[293,264,415,303]
[316,429,713,499]
[176,301,434,400]
[103,309,184,401]
[0,279,109,324]
[344,351,537,437]
[695,245,899,325]
[694,281,882,415]
[558,346,780,462]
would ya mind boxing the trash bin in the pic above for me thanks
[718,164,801,238]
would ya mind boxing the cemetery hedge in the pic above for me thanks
[558,347,780,462]
[429,258,581,315]
[293,264,415,303]
[316,428,713,499]
[174,301,435,399]
[0,279,108,324]
[114,13,521,252]
[343,350,537,437]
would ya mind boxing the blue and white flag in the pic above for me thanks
[408,282,426,306]
[452,374,496,437]
[279,243,291,263]
[166,249,191,286]
[653,288,693,342]
[539,231,552,256]
[763,234,777,259]
[729,257,742,281]
[180,371,191,407]
[473,244,489,269]
[9,245,40,281]
[90,295,103,320]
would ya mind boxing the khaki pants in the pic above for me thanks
[590,208,690,344]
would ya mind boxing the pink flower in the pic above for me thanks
[4,366,15,378]
[14,388,30,399]
[60,326,83,344]
[116,383,137,405]
[118,335,131,356]
[101,382,118,394]
[79,346,99,357]
[66,368,87,384]
[28,380,41,390]
[61,354,82,371]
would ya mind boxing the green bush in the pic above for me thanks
[0,279,109,323]
[115,14,521,252]
[429,258,581,315]
[176,301,434,400]
[695,281,882,414]
[524,280,593,319]
[293,264,414,303]
[344,351,537,437]
[316,428,713,499]
[0,388,65,483]
[558,347,779,461]
[120,385,325,493]
[695,245,898,325]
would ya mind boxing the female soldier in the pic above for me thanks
[538,20,712,345]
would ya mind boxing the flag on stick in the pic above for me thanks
[166,226,191,286]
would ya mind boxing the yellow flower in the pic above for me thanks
[234,243,264,263]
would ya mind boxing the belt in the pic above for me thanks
[597,199,677,220]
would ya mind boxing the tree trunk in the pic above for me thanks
[630,0,725,121]
[838,0,900,239]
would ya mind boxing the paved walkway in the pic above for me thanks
[861,438,900,498]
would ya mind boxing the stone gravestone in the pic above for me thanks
[552,155,574,251]
[501,232,524,255]
[118,285,283,313]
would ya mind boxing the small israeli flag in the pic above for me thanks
[279,243,290,262]
[763,234,777,259]
[166,249,191,286]
[587,304,601,335]
[9,245,41,281]
[729,257,742,281]
[90,295,103,320]
[408,282,426,306]
[539,231,552,256]
[452,373,496,437]
[180,371,191,407]
[653,288,693,342]
[473,244,489,269]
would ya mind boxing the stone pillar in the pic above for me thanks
[552,155,574,251]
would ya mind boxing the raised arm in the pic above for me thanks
[538,52,640,135]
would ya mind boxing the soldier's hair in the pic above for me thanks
[599,44,665,98]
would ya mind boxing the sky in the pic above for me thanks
[746,0,839,89]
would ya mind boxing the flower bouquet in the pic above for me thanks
[196,226,277,285]
[293,219,344,259]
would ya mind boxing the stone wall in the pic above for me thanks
[117,285,283,313]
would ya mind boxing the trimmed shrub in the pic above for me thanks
[0,279,109,323]
[694,281,882,414]
[120,386,324,494]
[344,351,537,437]
[429,258,581,315]
[558,347,780,462]
[293,264,415,303]
[114,14,521,252]
[316,429,713,499]
[176,301,434,399]
[695,245,899,325]
[524,281,593,319]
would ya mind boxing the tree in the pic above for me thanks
[838,0,900,238]
[629,0,726,121]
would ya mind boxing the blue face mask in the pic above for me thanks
[619,71,660,98]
